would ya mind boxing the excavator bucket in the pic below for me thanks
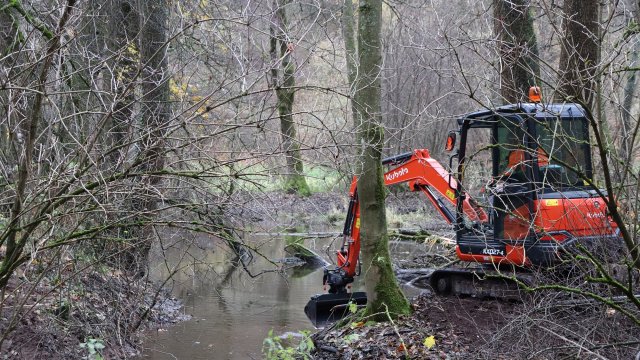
[304,292,367,327]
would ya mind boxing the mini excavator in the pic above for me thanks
[304,88,621,327]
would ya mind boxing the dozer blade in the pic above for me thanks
[304,292,367,327]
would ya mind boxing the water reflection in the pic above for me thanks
[140,232,430,359]
[141,231,327,360]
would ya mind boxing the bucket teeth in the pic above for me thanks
[304,292,367,327]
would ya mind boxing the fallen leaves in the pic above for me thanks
[350,321,365,329]
[311,295,519,359]
[423,335,436,349]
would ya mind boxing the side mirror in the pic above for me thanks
[445,131,457,152]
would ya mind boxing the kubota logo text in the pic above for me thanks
[385,167,409,181]
[586,212,605,219]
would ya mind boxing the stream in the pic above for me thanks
[140,231,433,359]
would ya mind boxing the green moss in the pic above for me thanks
[4,0,53,39]
[364,233,411,320]
[283,175,311,197]
[283,227,318,263]
[284,242,315,259]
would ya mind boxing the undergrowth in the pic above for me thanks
[262,329,315,360]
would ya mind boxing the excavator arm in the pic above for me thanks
[328,149,488,292]
[381,149,487,224]
[306,149,488,326]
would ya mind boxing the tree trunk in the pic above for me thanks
[620,0,640,170]
[555,0,600,110]
[122,0,169,277]
[106,0,139,167]
[270,0,311,196]
[342,0,360,134]
[355,0,410,320]
[494,0,540,103]
[621,45,638,161]
[99,0,143,274]
[95,0,169,278]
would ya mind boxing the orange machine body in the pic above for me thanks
[456,196,618,267]
[340,150,618,274]
[307,98,622,326]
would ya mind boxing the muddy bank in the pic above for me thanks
[0,272,188,359]
[311,294,517,360]
[310,290,640,359]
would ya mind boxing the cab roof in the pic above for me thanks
[457,103,587,127]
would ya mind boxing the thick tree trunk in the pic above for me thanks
[100,0,143,274]
[126,0,170,277]
[270,0,311,196]
[494,0,540,103]
[620,0,640,169]
[106,0,139,167]
[621,45,638,162]
[555,0,600,110]
[355,0,410,320]
[342,0,360,134]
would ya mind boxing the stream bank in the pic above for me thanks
[139,191,451,359]
[310,289,640,359]
[0,270,188,359]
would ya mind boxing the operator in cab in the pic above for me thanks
[503,146,549,180]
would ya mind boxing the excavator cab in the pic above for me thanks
[451,103,615,267]
[428,102,618,296]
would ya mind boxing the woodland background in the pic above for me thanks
[1,0,640,358]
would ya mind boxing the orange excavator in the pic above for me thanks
[304,92,621,326]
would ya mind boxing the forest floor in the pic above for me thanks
[309,289,640,359]
[311,295,518,360]
[0,267,189,359]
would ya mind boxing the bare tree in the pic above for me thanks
[128,0,170,276]
[342,0,359,135]
[355,0,410,320]
[270,0,311,196]
[620,0,640,166]
[0,0,76,289]
[556,0,600,109]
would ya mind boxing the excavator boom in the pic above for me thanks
[382,149,488,224]
[305,149,485,326]
[337,149,487,282]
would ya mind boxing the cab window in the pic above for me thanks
[534,118,589,188]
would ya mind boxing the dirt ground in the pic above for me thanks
[311,294,520,360]
[310,291,640,360]
[0,271,188,359]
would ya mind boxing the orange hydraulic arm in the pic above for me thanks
[381,149,487,224]
[326,149,488,293]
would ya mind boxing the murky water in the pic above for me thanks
[140,232,430,360]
